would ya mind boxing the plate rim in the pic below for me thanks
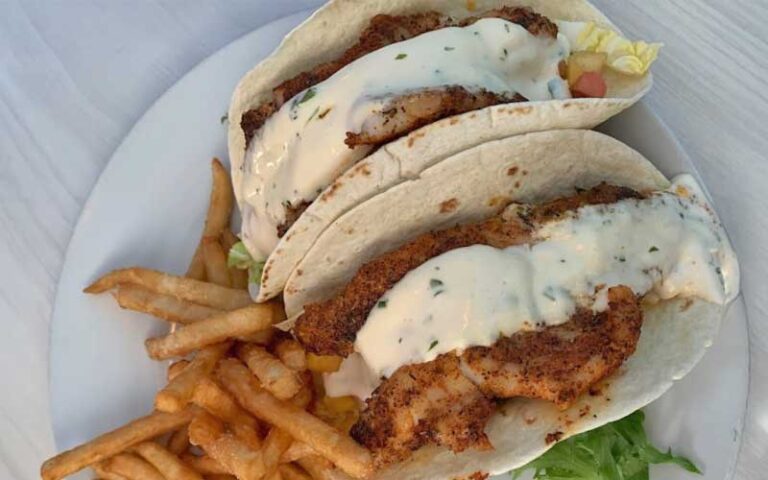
[46,10,312,449]
[45,9,750,480]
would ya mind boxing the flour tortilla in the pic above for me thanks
[373,298,723,480]
[283,129,668,315]
[227,0,654,301]
[281,129,726,479]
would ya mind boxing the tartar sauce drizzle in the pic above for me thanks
[354,175,739,379]
[239,18,571,258]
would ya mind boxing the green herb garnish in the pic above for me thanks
[649,246,659,253]
[220,113,228,124]
[428,340,439,351]
[444,46,455,51]
[227,241,265,284]
[395,53,407,60]
[377,300,388,309]
[430,278,444,288]
[298,88,316,104]
[511,410,700,480]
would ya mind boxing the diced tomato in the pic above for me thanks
[571,71,607,98]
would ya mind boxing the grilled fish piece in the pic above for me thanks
[349,354,494,468]
[351,286,643,467]
[294,185,643,356]
[345,88,523,148]
[241,7,559,146]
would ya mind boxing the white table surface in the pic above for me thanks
[1,1,765,479]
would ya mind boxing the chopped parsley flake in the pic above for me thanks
[398,338,403,344]
[395,53,407,60]
[504,23,510,33]
[444,46,455,51]
[377,300,388,309]
[298,88,316,104]
[305,106,319,124]
[433,290,445,297]
[428,340,439,351]
[220,113,228,124]
[649,246,659,253]
[542,288,556,302]
[430,278,444,288]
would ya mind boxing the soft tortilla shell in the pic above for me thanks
[373,298,723,479]
[283,129,669,316]
[226,0,653,300]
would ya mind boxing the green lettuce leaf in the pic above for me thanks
[511,410,700,480]
[227,241,265,284]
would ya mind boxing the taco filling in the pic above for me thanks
[293,176,737,468]
[236,6,661,260]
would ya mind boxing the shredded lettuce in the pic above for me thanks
[227,241,265,284]
[511,410,700,480]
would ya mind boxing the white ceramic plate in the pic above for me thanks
[49,9,749,480]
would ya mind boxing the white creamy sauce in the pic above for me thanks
[324,353,380,400]
[239,18,571,258]
[350,175,739,383]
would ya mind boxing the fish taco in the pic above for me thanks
[284,130,738,478]
[227,0,662,301]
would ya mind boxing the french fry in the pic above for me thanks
[220,229,239,252]
[274,339,307,371]
[41,408,195,480]
[91,462,128,480]
[168,360,191,382]
[306,354,342,373]
[238,344,303,400]
[192,377,262,449]
[156,342,232,412]
[116,285,223,325]
[215,359,372,479]
[85,268,252,310]
[230,266,250,290]
[268,471,284,480]
[290,382,313,410]
[189,411,266,480]
[279,464,313,480]
[238,328,275,345]
[310,373,325,399]
[167,425,191,454]
[189,410,225,445]
[297,455,352,480]
[263,428,294,477]
[280,442,315,463]
[133,441,203,480]
[186,242,207,281]
[99,453,165,480]
[146,304,280,360]
[203,158,235,238]
[203,236,232,288]
[180,453,229,475]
